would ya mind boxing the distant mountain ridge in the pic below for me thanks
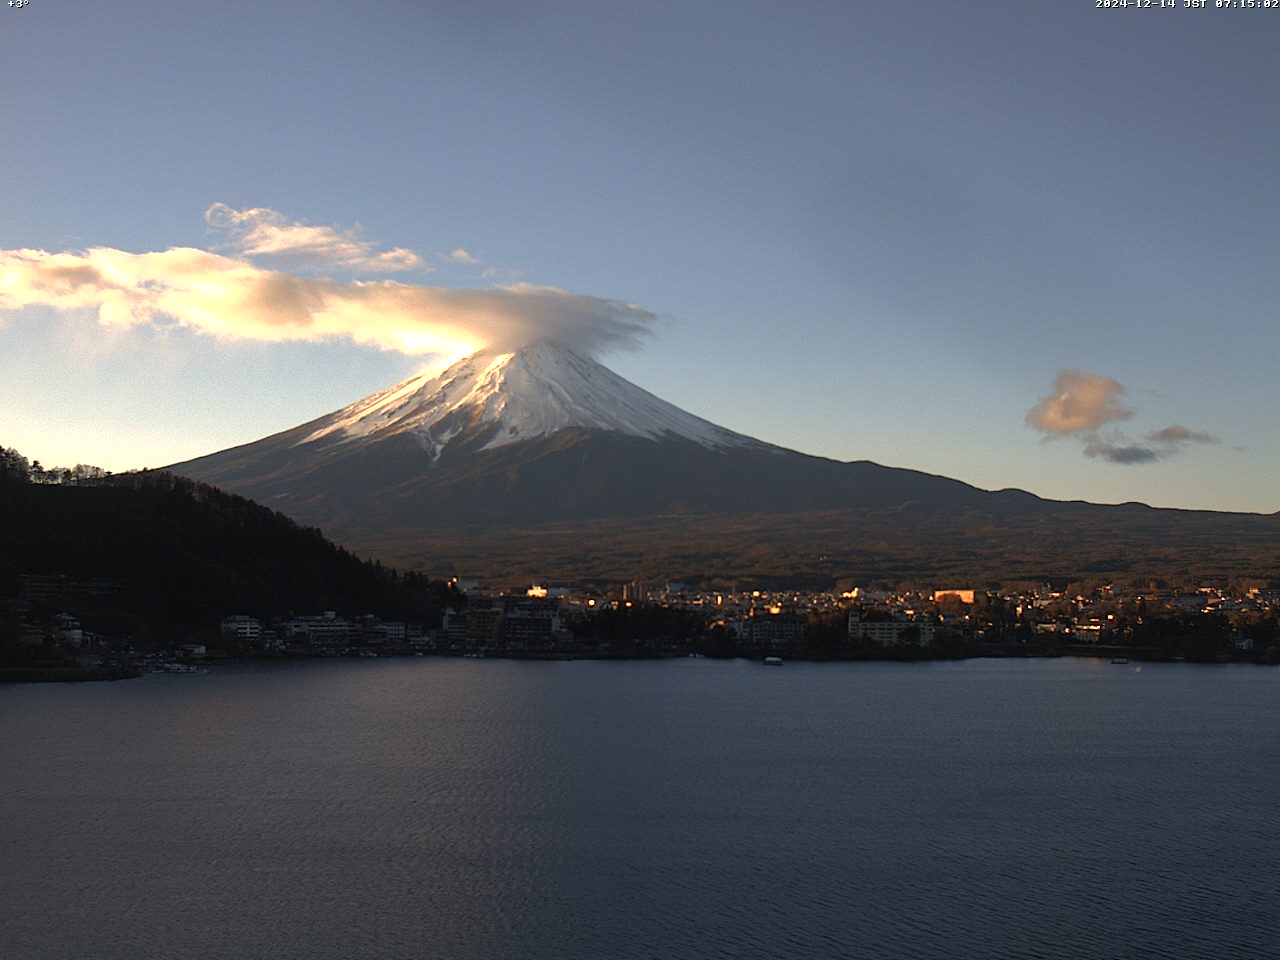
[168,341,1280,586]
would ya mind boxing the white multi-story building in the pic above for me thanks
[285,612,351,646]
[848,616,936,647]
[221,615,262,643]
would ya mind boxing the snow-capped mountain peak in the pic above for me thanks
[298,340,762,457]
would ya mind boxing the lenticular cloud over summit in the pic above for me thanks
[0,205,655,361]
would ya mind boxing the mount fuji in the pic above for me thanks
[294,341,765,458]
[169,341,1278,585]
[169,340,1001,524]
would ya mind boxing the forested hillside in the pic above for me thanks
[0,446,456,643]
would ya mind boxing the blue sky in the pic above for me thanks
[2,0,1276,513]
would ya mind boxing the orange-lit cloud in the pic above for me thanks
[0,246,654,359]
[1027,370,1219,466]
[1026,370,1133,435]
[1147,425,1217,447]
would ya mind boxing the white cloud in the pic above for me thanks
[204,203,425,273]
[444,247,479,265]
[0,246,654,360]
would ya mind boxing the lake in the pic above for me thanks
[3,657,1279,959]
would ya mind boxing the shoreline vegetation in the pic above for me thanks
[4,444,1276,684]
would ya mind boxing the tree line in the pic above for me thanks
[1,445,114,485]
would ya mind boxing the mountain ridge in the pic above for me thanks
[168,341,1280,585]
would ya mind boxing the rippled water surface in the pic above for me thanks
[4,657,1280,959]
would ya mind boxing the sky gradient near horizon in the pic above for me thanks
[2,0,1277,513]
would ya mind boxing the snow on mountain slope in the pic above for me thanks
[299,340,766,458]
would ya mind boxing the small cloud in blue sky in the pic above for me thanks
[1028,370,1218,466]
[1026,370,1133,435]
[443,248,479,265]
[1147,425,1217,447]
[1082,433,1161,465]
[204,202,426,273]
